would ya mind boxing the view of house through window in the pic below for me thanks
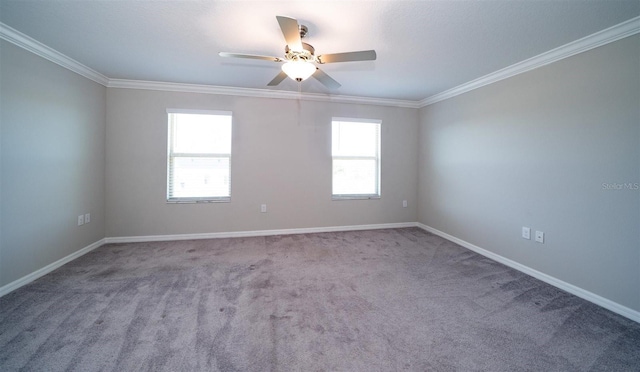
[332,118,381,198]
[167,110,232,202]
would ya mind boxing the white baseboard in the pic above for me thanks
[0,238,105,297]
[416,223,640,323]
[4,222,638,324]
[0,223,413,297]
[104,222,417,244]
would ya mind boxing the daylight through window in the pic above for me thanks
[167,110,232,202]
[332,118,381,199]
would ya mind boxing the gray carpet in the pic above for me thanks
[1,227,639,371]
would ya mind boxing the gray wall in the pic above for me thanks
[105,89,418,237]
[2,28,637,317]
[418,35,640,311]
[0,41,106,287]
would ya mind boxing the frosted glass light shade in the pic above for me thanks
[282,61,316,82]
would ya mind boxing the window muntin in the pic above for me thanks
[167,110,232,202]
[332,118,381,199]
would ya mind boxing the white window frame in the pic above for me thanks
[331,117,381,200]
[166,109,232,203]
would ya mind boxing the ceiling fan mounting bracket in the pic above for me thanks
[299,25,308,39]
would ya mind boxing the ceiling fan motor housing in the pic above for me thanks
[285,42,317,63]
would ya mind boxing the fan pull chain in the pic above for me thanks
[297,81,302,126]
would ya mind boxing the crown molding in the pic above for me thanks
[3,15,638,109]
[1,19,415,108]
[0,22,109,86]
[419,16,640,107]
[107,79,420,108]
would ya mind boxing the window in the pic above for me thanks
[167,110,232,202]
[332,118,381,199]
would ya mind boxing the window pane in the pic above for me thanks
[173,114,231,154]
[170,157,230,198]
[167,111,232,201]
[332,121,379,157]
[333,159,377,195]
[331,119,381,198]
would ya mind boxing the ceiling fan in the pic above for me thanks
[219,16,377,89]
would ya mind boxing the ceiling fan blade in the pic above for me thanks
[276,16,303,52]
[219,52,283,62]
[317,50,377,64]
[267,71,288,86]
[312,68,341,89]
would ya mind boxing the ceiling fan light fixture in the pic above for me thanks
[282,60,316,82]
[219,15,374,89]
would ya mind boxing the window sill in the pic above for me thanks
[167,198,230,204]
[332,195,381,201]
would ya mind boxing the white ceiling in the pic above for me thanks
[1,1,638,101]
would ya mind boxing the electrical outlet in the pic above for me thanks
[261,204,267,213]
[84,213,90,224]
[78,215,84,226]
[522,227,530,240]
[402,200,407,208]
[535,231,544,243]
